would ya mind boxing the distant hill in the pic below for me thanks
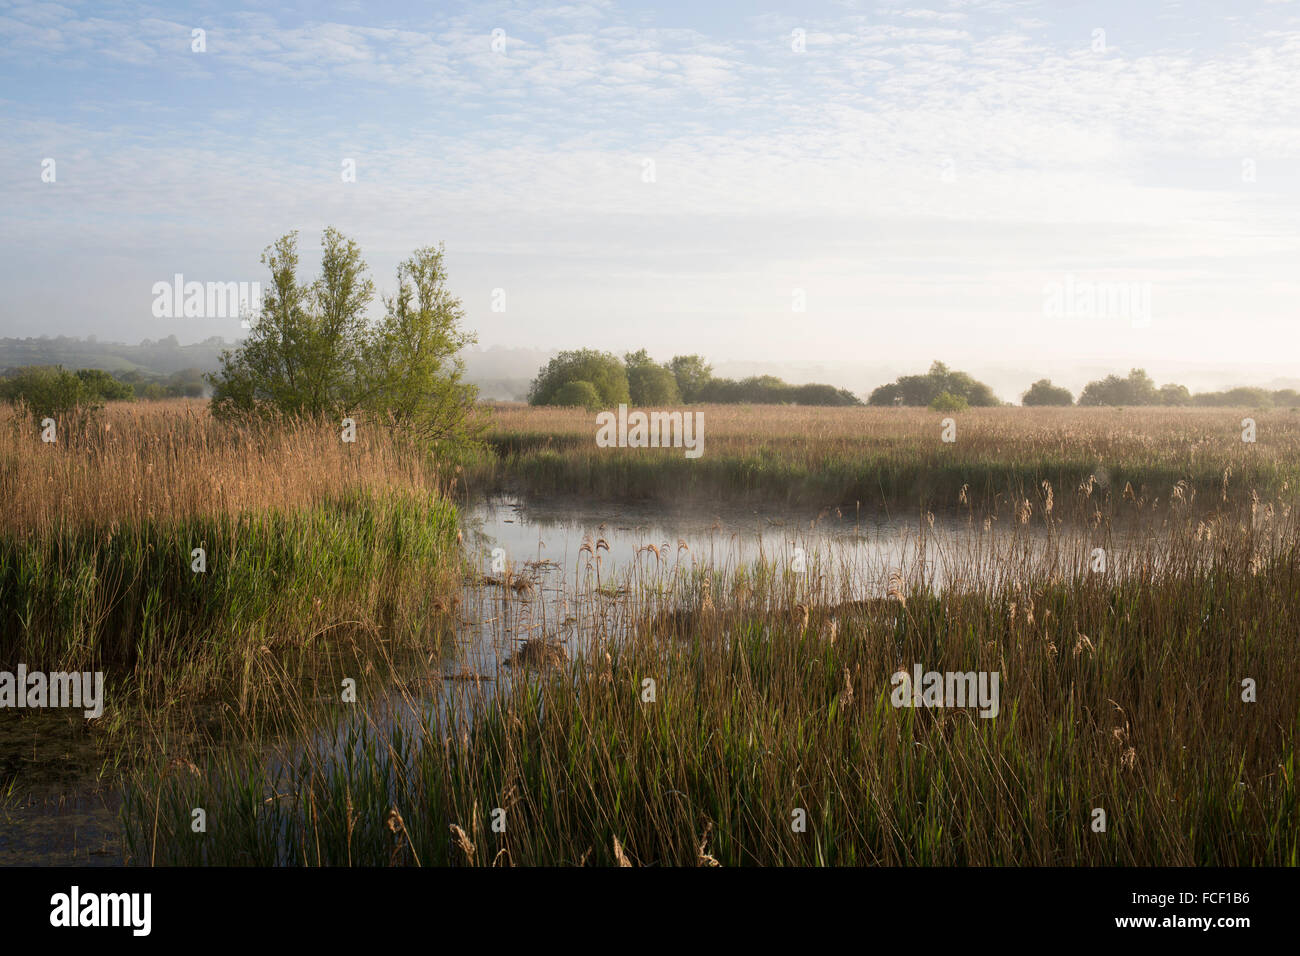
[0,335,232,378]
[0,336,549,402]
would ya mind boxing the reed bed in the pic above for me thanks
[0,400,463,715]
[0,400,447,535]
[473,404,1300,512]
[127,494,1300,866]
[5,400,1296,865]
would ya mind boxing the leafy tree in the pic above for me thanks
[789,383,861,406]
[74,368,135,402]
[1021,379,1073,406]
[0,365,101,427]
[624,349,681,405]
[929,391,969,412]
[360,243,480,442]
[735,375,786,403]
[869,360,999,406]
[552,380,602,410]
[209,229,479,446]
[1158,383,1191,406]
[528,350,630,407]
[1191,386,1273,407]
[166,367,207,398]
[696,377,743,403]
[1078,369,1160,406]
[693,374,860,406]
[669,354,713,403]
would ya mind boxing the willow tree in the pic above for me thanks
[209,228,480,446]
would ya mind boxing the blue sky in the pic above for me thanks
[2,0,1298,377]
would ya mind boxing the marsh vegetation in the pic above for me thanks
[1,400,1296,865]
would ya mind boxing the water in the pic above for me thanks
[0,712,121,866]
[456,493,1132,640]
[2,493,1156,864]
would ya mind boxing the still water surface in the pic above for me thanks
[1,493,1147,864]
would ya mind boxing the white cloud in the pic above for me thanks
[0,0,1298,371]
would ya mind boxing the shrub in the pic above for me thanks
[669,355,712,403]
[1158,383,1192,406]
[624,350,681,405]
[1078,368,1160,406]
[1021,379,1073,406]
[0,365,102,427]
[929,391,969,412]
[529,350,630,407]
[74,368,135,402]
[869,361,999,407]
[552,380,603,411]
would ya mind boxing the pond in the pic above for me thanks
[453,493,1144,666]
[2,493,1163,864]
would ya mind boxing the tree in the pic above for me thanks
[1192,386,1273,407]
[624,349,680,405]
[0,365,101,428]
[528,350,630,407]
[209,229,479,446]
[869,361,1000,407]
[1078,368,1160,406]
[929,391,968,412]
[690,374,859,405]
[790,383,861,406]
[166,368,206,398]
[552,380,602,410]
[669,354,713,403]
[211,229,371,418]
[74,368,135,402]
[361,243,480,442]
[1021,379,1073,406]
[1158,383,1191,406]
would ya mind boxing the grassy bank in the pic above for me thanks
[0,493,460,699]
[473,404,1300,512]
[129,507,1299,866]
[0,400,463,723]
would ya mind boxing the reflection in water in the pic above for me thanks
[455,493,1142,666]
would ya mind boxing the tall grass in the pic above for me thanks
[472,404,1300,511]
[7,400,1297,865]
[0,400,463,720]
[0,399,446,534]
[127,497,1299,866]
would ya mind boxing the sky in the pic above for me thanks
[2,0,1299,383]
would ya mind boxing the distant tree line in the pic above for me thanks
[115,368,207,399]
[1023,368,1300,408]
[0,334,231,376]
[528,350,861,409]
